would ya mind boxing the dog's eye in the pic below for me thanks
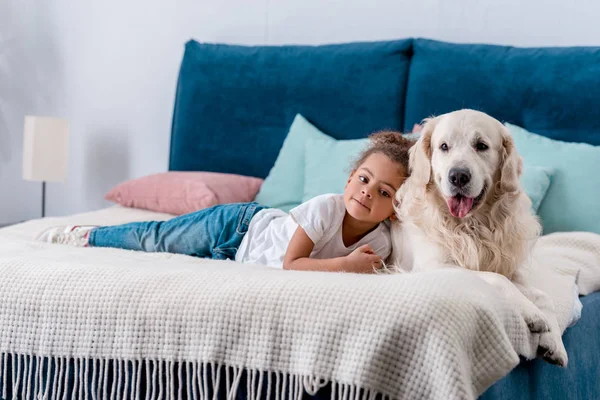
[440,143,449,151]
[475,142,489,151]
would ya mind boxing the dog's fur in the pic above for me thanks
[389,109,567,366]
[392,109,540,280]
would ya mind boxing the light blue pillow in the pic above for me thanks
[505,123,600,234]
[301,131,422,202]
[254,114,332,212]
[302,137,369,203]
[520,165,554,214]
[303,132,554,215]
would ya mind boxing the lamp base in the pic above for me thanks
[42,181,46,218]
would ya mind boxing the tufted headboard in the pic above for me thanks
[168,38,600,177]
[403,39,600,145]
[168,39,412,178]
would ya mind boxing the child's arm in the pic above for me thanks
[283,227,381,273]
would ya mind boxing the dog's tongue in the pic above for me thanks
[447,196,474,218]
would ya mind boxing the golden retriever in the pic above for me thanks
[390,109,567,366]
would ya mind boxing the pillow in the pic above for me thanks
[505,123,600,234]
[303,134,554,214]
[302,136,369,203]
[105,172,264,215]
[520,165,554,214]
[254,114,333,212]
[255,114,422,212]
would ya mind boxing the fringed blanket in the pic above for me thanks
[0,207,598,400]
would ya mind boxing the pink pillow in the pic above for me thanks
[105,172,264,215]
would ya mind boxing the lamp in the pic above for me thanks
[22,116,69,218]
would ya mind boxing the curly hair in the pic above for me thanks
[351,130,416,176]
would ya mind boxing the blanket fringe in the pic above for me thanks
[0,353,386,400]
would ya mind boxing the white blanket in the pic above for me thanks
[0,207,599,400]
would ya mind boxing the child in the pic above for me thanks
[37,132,412,274]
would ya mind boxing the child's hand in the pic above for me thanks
[344,245,382,274]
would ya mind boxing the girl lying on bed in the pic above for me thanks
[37,132,412,274]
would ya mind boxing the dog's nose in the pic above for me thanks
[449,168,471,188]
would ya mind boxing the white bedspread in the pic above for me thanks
[0,206,598,400]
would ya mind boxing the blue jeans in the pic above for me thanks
[88,202,267,260]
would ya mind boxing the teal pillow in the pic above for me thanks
[254,114,332,212]
[302,137,369,203]
[520,165,554,214]
[505,123,600,234]
[301,131,422,202]
[303,132,554,215]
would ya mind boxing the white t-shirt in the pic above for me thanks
[234,194,392,268]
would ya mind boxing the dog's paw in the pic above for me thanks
[519,298,550,334]
[537,331,568,367]
[526,315,550,334]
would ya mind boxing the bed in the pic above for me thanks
[1,38,599,399]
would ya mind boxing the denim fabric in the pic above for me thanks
[88,202,267,260]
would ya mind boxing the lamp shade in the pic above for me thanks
[22,116,69,182]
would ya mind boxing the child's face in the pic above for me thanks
[344,153,407,224]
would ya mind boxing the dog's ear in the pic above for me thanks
[394,118,436,220]
[499,126,523,194]
[409,117,436,187]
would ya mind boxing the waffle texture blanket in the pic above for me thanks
[0,207,598,400]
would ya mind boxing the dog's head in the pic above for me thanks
[406,109,523,219]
